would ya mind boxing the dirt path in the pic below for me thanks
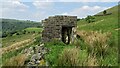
[1,38,34,54]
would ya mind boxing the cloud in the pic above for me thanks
[58,0,119,2]
[20,0,120,2]
[31,0,119,2]
[33,0,54,9]
[61,5,110,18]
[32,11,48,21]
[98,0,119,2]
[2,1,29,11]
[0,1,117,21]
[1,0,29,18]
[61,12,69,15]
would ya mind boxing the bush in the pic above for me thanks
[3,54,27,66]
[57,47,80,66]
[2,32,7,38]
[77,30,110,57]
[86,15,95,23]
[86,31,110,57]
[22,30,26,34]
[34,36,41,45]
[103,10,107,15]
[85,55,98,66]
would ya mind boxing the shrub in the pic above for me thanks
[22,30,26,34]
[57,47,80,66]
[74,38,87,50]
[34,36,41,45]
[103,10,107,15]
[77,30,110,57]
[3,54,27,66]
[85,55,98,66]
[86,31,110,57]
[85,15,95,23]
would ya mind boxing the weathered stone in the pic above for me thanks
[26,44,50,66]
[35,60,40,64]
[27,62,35,65]
[31,54,36,62]
[40,44,44,46]
[37,53,42,60]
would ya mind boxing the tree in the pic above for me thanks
[86,15,95,23]
[103,10,107,15]
[16,32,20,35]
[77,19,80,21]
[22,30,26,34]
[32,31,36,33]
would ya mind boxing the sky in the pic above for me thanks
[0,0,119,22]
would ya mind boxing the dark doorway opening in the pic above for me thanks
[61,26,72,44]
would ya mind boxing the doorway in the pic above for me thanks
[61,26,72,44]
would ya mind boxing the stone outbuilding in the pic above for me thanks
[41,15,77,44]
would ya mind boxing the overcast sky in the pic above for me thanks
[0,0,119,22]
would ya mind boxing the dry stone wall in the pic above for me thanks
[42,15,77,44]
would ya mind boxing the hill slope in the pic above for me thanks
[1,19,42,37]
[77,5,118,31]
[76,5,118,66]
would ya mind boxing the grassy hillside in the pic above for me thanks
[2,27,43,47]
[44,5,119,66]
[77,5,118,46]
[24,27,43,33]
[76,5,118,66]
[1,27,43,66]
[77,5,118,31]
[1,18,42,38]
[2,34,34,48]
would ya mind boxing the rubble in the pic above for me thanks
[22,44,49,66]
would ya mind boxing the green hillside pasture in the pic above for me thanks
[77,6,118,47]
[2,43,36,66]
[2,33,38,48]
[77,15,118,32]
[2,35,41,66]
[77,5,118,31]
[24,27,43,33]
[76,6,118,66]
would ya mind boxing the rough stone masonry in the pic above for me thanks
[42,15,77,44]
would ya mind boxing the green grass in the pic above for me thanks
[2,43,35,66]
[76,5,118,66]
[45,40,89,66]
[24,27,43,33]
[2,34,42,66]
[45,41,66,66]
[2,33,37,47]
[1,27,42,66]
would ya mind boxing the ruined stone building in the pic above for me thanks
[41,15,77,44]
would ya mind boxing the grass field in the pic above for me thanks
[24,27,43,33]
[1,27,43,66]
[2,34,35,48]
[77,5,118,66]
[2,27,43,48]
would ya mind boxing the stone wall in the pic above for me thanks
[42,15,77,44]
